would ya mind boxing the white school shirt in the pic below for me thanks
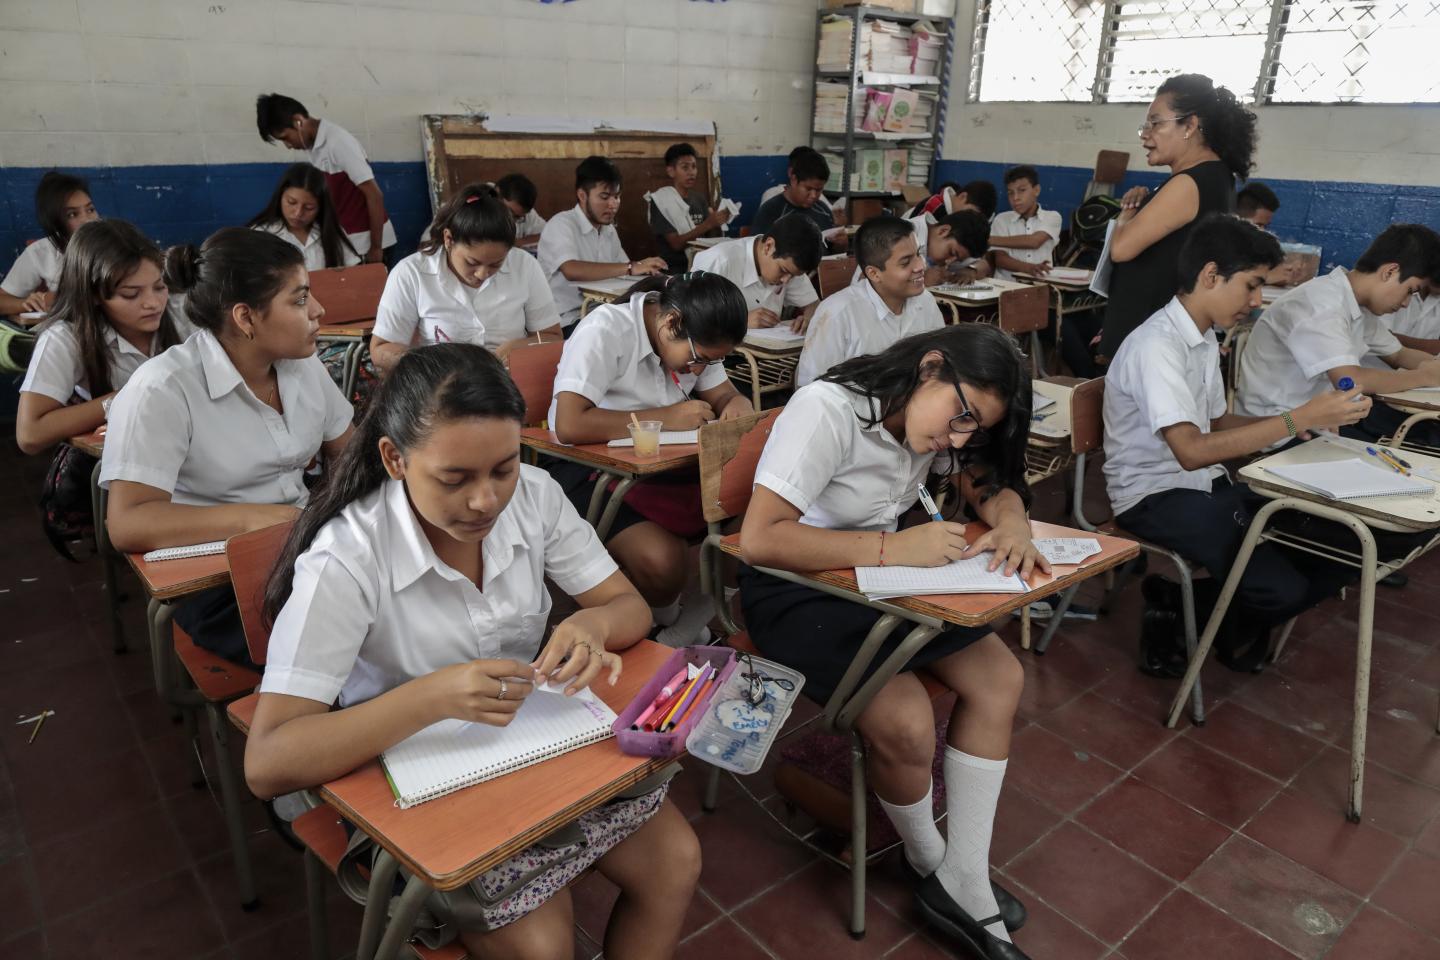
[373,247,558,352]
[514,208,547,238]
[100,328,352,507]
[547,292,729,428]
[1,237,63,298]
[990,207,1062,281]
[795,279,943,388]
[849,214,932,285]
[252,220,361,271]
[21,313,197,403]
[260,468,618,708]
[537,205,630,326]
[755,380,936,532]
[1237,268,1403,421]
[306,118,396,254]
[1102,298,1227,515]
[692,236,818,316]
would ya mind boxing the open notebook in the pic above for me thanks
[607,430,698,448]
[142,540,227,562]
[1044,267,1092,284]
[855,554,1028,599]
[1266,458,1433,500]
[381,686,618,808]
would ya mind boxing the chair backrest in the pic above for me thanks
[1225,325,1251,414]
[817,257,857,299]
[997,285,1049,335]
[1094,150,1130,185]
[226,521,295,667]
[698,409,782,524]
[308,263,388,326]
[507,339,564,427]
[1070,376,1105,455]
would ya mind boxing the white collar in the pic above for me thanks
[195,328,245,401]
[572,204,605,238]
[384,475,526,593]
[103,322,154,360]
[861,278,907,323]
[1159,297,1212,349]
[741,236,766,290]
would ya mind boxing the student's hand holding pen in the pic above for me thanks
[886,521,973,567]
[663,399,715,430]
[432,659,535,727]
[748,306,781,328]
[1294,387,1370,435]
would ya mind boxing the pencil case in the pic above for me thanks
[612,646,737,758]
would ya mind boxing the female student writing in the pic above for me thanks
[246,344,700,960]
[101,228,354,663]
[370,184,562,372]
[1098,73,1256,360]
[246,162,361,270]
[16,220,194,455]
[548,272,752,646]
[0,171,100,316]
[739,324,1046,960]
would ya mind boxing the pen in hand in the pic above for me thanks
[916,484,944,522]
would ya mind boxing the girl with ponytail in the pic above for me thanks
[247,343,699,957]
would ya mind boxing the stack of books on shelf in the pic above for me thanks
[909,22,945,76]
[860,19,916,73]
[908,148,932,186]
[814,81,852,133]
[817,17,855,71]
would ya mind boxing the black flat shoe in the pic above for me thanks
[1380,571,1408,589]
[900,857,1027,932]
[916,874,1032,959]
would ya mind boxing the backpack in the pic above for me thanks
[40,445,98,562]
[0,322,36,375]
[1055,194,1123,268]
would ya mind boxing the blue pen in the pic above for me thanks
[916,484,944,522]
[1338,377,1354,390]
[1365,446,1406,475]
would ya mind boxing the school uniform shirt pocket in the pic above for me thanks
[487,610,553,664]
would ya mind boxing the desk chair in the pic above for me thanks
[506,339,564,427]
[1085,150,1130,199]
[1224,324,1252,414]
[817,257,857,299]
[997,285,1049,377]
[312,263,388,399]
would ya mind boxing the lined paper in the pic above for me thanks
[607,430,699,448]
[1267,459,1433,500]
[855,554,1027,599]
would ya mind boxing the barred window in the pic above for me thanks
[1266,0,1440,103]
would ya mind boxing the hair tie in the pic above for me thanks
[466,195,481,204]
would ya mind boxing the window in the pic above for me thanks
[968,0,1104,102]
[1266,0,1440,103]
[1096,0,1274,103]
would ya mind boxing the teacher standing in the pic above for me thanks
[1099,74,1257,359]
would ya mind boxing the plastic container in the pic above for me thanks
[612,646,737,758]
[685,654,806,775]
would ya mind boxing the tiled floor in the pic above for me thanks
[2,439,1439,960]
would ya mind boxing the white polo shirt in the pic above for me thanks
[374,247,559,353]
[515,208,547,238]
[755,380,937,532]
[795,279,943,388]
[1381,293,1440,341]
[548,292,728,430]
[252,220,360,271]
[990,207,1062,281]
[2,237,63,298]
[306,118,396,254]
[100,328,352,507]
[1102,298,1227,515]
[692,237,819,316]
[537,206,630,327]
[261,468,618,707]
[1237,268,1404,420]
[21,313,197,403]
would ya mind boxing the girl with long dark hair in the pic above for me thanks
[247,162,361,270]
[0,170,101,316]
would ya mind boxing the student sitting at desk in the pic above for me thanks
[101,228,354,665]
[548,273,752,647]
[1365,280,1440,358]
[370,184,561,373]
[849,210,990,288]
[1235,182,1280,230]
[740,323,1044,960]
[691,216,823,332]
[989,166,1062,281]
[907,180,998,222]
[750,149,846,252]
[246,162,361,270]
[1236,224,1440,445]
[0,171,100,317]
[247,343,698,960]
[494,173,546,247]
[538,156,666,332]
[796,216,944,388]
[1104,215,1371,675]
[647,142,731,274]
[760,146,843,222]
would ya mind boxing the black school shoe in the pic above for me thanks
[1138,575,1188,679]
[916,874,1033,959]
[900,856,1027,932]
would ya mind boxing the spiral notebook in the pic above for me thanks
[380,686,618,808]
[1266,459,1433,500]
[142,540,227,562]
[607,430,698,448]
[855,554,1028,599]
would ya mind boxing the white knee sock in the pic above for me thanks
[936,746,1010,943]
[651,599,680,628]
[878,786,946,876]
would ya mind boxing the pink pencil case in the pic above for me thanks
[612,646,737,758]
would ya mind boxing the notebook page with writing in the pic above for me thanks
[855,554,1028,599]
[381,687,618,808]
[1266,459,1433,500]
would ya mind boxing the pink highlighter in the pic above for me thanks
[629,666,690,731]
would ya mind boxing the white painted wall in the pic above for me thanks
[942,0,1440,186]
[0,0,818,169]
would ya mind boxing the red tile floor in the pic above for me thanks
[2,440,1439,959]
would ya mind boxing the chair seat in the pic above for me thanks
[227,692,259,734]
[174,626,260,701]
[292,806,349,873]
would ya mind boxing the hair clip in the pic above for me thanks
[465,195,482,204]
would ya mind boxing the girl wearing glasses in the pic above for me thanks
[739,323,1046,960]
[1098,73,1257,360]
[548,271,752,646]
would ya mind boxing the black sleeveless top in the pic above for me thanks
[1099,160,1235,358]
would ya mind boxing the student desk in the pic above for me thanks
[929,278,1030,326]
[519,428,699,540]
[1375,388,1440,455]
[126,549,232,702]
[577,277,637,318]
[317,318,376,399]
[685,235,729,269]
[1015,271,1107,374]
[1165,438,1440,821]
[729,331,805,410]
[1027,379,1078,488]
[318,639,677,960]
[67,429,128,654]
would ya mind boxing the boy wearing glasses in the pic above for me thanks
[796,216,944,387]
[692,216,825,333]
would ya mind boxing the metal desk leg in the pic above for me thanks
[342,342,365,399]
[1033,582,1080,654]
[848,731,867,940]
[356,849,400,960]
[374,875,432,960]
[1348,526,1379,823]
[595,475,640,542]
[304,851,329,960]
[206,701,259,910]
[90,460,125,653]
[148,597,178,701]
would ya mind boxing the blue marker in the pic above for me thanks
[916,484,944,522]
[1338,376,1354,390]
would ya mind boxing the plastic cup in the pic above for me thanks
[628,420,663,457]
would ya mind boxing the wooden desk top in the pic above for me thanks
[1031,379,1075,443]
[317,318,376,339]
[1240,438,1440,532]
[722,519,1138,627]
[125,550,231,601]
[1377,388,1440,413]
[1016,272,1097,294]
[929,278,1030,308]
[69,429,105,458]
[686,237,729,252]
[520,428,700,476]
[578,278,636,301]
[320,639,675,891]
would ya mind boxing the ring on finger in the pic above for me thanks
[498,679,509,701]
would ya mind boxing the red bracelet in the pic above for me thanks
[878,531,886,567]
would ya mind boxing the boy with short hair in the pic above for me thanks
[795,216,943,387]
[692,216,824,332]
[537,156,667,331]
[1236,182,1281,229]
[850,210,990,287]
[495,173,546,247]
[989,166,1062,280]
[256,93,394,263]
[647,142,731,273]
[760,146,838,219]
[751,150,845,250]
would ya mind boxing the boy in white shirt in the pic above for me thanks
[494,173,546,247]
[989,166,1062,281]
[692,216,823,332]
[796,216,943,387]
[850,209,990,288]
[537,156,666,332]
[256,93,395,264]
[647,142,731,274]
[1104,215,1372,675]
